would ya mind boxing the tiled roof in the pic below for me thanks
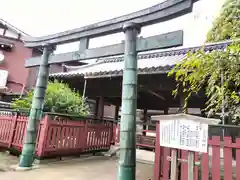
[50,39,233,79]
[0,18,30,38]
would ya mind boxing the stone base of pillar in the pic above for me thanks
[11,164,39,171]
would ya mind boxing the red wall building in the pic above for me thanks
[0,19,39,102]
[0,19,116,117]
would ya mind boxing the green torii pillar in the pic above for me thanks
[19,45,54,168]
[118,22,140,180]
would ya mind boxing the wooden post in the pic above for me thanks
[94,98,99,117]
[8,114,18,148]
[154,121,161,180]
[143,109,147,136]
[170,149,178,180]
[164,107,169,115]
[114,105,119,121]
[97,96,104,118]
[37,115,51,157]
[188,151,194,180]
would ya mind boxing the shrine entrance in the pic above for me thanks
[20,1,204,180]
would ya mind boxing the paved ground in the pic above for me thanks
[0,151,19,171]
[0,152,154,180]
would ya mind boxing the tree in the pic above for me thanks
[206,0,240,42]
[168,0,240,123]
[11,80,89,116]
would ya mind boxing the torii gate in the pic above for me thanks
[19,0,200,179]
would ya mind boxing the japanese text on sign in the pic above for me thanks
[159,119,208,153]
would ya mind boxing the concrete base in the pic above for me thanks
[11,164,39,171]
[104,146,120,157]
[105,145,155,165]
[34,158,62,165]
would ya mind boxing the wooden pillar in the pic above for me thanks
[164,107,169,115]
[96,96,104,118]
[94,99,99,117]
[142,109,147,136]
[200,108,206,117]
[154,121,161,180]
[114,105,120,121]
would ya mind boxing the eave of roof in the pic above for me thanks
[50,54,186,79]
[0,18,30,37]
[49,39,237,79]
[0,36,15,48]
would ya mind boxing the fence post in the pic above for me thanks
[37,115,50,157]
[154,121,161,180]
[170,149,178,180]
[83,120,89,151]
[8,114,18,148]
[111,123,116,145]
[188,151,194,180]
[116,124,120,143]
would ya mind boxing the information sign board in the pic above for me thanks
[0,70,8,88]
[159,118,208,153]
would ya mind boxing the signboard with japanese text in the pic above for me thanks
[159,118,208,153]
[0,70,8,88]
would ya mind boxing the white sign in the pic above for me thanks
[159,118,208,153]
[0,70,8,87]
[0,51,4,63]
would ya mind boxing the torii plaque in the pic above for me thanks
[19,1,201,180]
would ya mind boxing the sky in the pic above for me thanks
[0,0,225,54]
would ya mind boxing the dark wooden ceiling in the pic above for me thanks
[53,73,206,110]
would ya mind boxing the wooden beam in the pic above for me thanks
[145,90,166,100]
[139,85,166,100]
[24,0,197,47]
[84,85,174,97]
[25,30,183,67]
[55,74,176,92]
[103,95,205,109]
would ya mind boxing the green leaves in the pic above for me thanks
[169,43,240,122]
[206,0,240,42]
[11,80,89,116]
[168,0,240,123]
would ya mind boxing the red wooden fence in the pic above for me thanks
[154,121,240,180]
[0,113,114,158]
[114,124,156,150]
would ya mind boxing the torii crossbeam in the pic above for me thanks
[19,1,200,180]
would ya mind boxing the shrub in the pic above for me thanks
[11,80,89,116]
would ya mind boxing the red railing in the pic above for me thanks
[0,113,114,158]
[154,121,240,180]
[114,124,156,149]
